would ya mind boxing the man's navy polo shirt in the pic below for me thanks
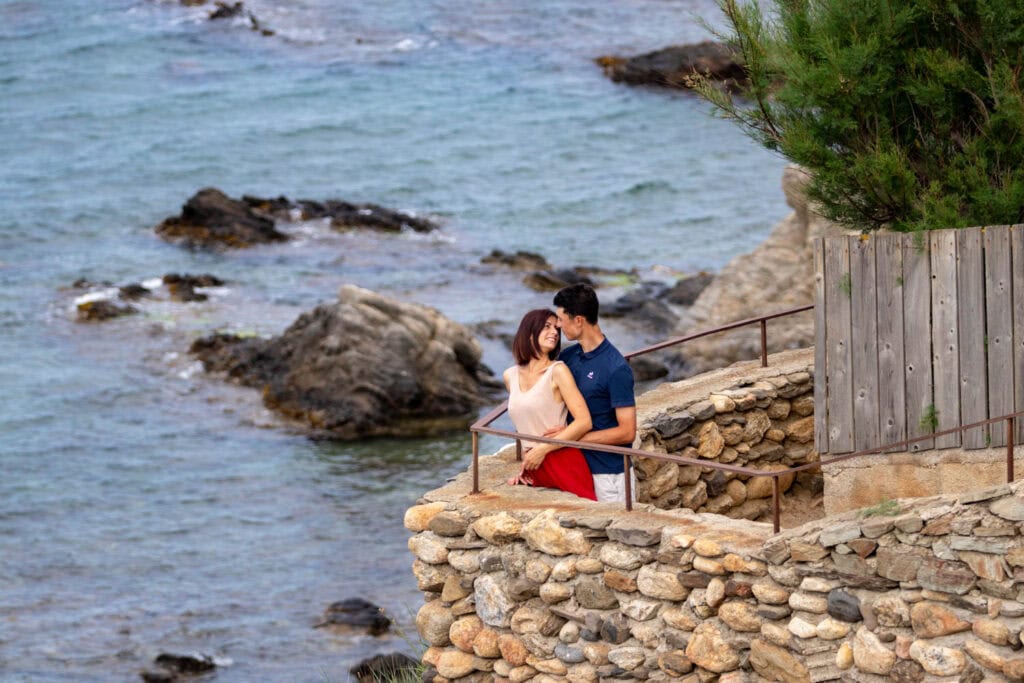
[559,338,635,474]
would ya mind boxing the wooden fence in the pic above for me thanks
[814,225,1024,455]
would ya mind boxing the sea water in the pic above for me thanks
[0,0,788,680]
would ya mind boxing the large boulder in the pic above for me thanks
[596,41,746,91]
[156,187,287,248]
[190,285,497,439]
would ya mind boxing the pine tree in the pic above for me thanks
[696,0,1024,232]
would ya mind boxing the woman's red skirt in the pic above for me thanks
[527,447,596,501]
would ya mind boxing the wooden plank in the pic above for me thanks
[984,225,1014,447]
[931,229,961,449]
[957,228,987,448]
[850,235,880,451]
[813,238,828,452]
[824,237,854,453]
[1013,225,1024,443]
[903,232,934,451]
[876,234,906,451]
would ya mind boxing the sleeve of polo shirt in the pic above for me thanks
[608,364,635,408]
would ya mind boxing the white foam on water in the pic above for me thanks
[72,289,120,306]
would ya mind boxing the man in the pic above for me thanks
[552,283,636,503]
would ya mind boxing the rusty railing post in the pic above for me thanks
[516,439,522,462]
[760,319,768,368]
[1008,417,1016,483]
[472,431,480,494]
[772,475,781,533]
[624,455,633,512]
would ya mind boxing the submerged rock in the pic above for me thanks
[77,299,137,322]
[316,598,392,635]
[596,41,746,91]
[140,652,221,680]
[155,188,287,249]
[349,652,420,682]
[190,285,498,439]
[242,194,437,233]
[481,249,551,270]
[163,273,224,302]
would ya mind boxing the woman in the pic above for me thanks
[503,308,596,500]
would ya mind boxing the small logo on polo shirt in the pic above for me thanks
[587,371,594,379]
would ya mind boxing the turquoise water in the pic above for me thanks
[0,1,787,680]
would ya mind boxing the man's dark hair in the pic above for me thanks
[512,309,561,365]
[553,283,599,325]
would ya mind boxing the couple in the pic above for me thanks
[503,283,636,503]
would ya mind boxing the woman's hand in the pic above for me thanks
[523,445,551,470]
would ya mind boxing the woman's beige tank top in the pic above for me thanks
[507,362,567,448]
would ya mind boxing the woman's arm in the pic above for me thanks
[522,363,592,469]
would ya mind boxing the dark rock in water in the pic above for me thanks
[156,188,287,249]
[242,194,437,233]
[604,282,678,333]
[349,652,419,682]
[481,249,550,271]
[139,670,175,683]
[317,598,391,635]
[163,273,225,288]
[119,283,151,301]
[471,320,514,349]
[629,355,670,382]
[523,268,594,292]
[664,271,714,307]
[72,278,111,289]
[77,300,137,322]
[163,273,224,303]
[596,41,746,91]
[152,653,216,675]
[208,1,244,20]
[190,285,499,439]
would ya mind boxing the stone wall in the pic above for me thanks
[406,475,1024,682]
[634,348,818,521]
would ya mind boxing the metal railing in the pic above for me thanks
[469,303,1023,532]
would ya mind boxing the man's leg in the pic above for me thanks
[592,470,637,503]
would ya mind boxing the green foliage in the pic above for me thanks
[861,498,900,517]
[696,0,1024,233]
[920,403,939,433]
[837,272,852,297]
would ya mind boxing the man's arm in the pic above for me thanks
[579,405,636,447]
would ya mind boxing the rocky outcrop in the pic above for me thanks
[155,188,436,249]
[671,165,847,374]
[190,285,498,439]
[596,41,746,91]
[242,194,437,233]
[156,188,287,248]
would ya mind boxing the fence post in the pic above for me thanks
[760,319,768,367]
[472,432,480,494]
[624,455,633,512]
[516,439,522,462]
[772,476,780,533]
[1008,417,1016,483]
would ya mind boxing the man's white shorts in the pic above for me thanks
[592,470,638,504]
